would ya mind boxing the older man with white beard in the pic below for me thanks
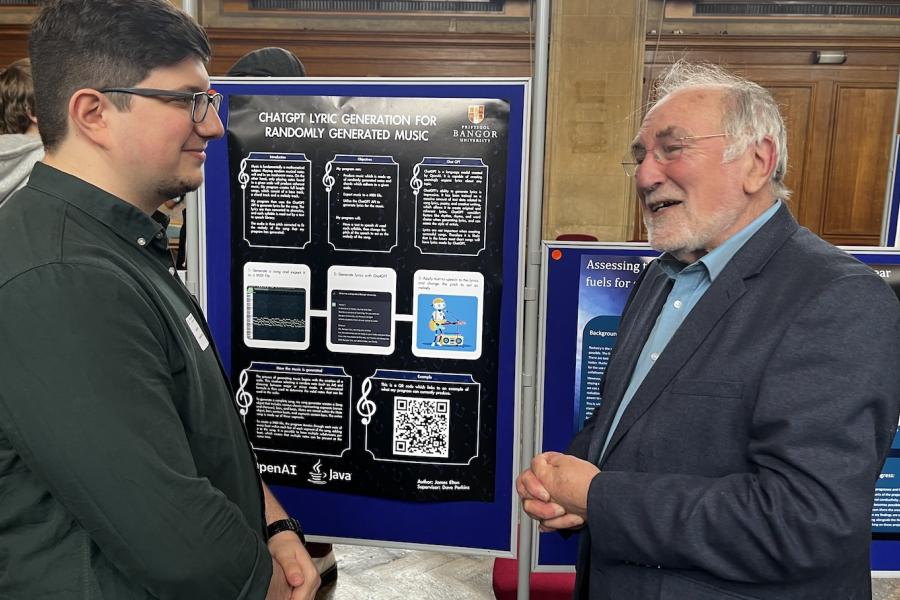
[517,61,900,600]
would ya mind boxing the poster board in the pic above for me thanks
[535,242,900,572]
[845,248,900,575]
[534,242,658,570]
[199,78,529,554]
[884,135,900,246]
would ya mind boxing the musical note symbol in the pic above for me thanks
[235,368,254,423]
[356,377,377,425]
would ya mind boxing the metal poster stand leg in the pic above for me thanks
[519,0,552,597]
[880,58,900,246]
[181,0,201,300]
[184,190,200,299]
[181,0,198,18]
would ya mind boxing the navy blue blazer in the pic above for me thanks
[568,204,900,599]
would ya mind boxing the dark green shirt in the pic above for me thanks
[0,163,271,599]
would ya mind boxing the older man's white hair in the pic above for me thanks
[653,60,791,200]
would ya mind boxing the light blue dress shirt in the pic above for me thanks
[599,200,782,460]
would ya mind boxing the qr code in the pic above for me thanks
[393,396,450,458]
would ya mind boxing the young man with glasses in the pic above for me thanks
[0,1,318,598]
[518,61,900,599]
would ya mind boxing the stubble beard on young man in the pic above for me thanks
[156,176,202,205]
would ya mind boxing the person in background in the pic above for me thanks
[0,1,318,598]
[0,58,43,205]
[227,46,307,78]
[517,61,900,599]
[220,45,339,589]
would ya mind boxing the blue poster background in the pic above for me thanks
[852,251,900,571]
[538,244,657,568]
[573,255,651,430]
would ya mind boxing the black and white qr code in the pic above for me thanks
[393,396,450,458]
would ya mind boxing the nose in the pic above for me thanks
[634,152,666,195]
[196,106,225,140]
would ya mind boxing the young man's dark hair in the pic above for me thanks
[29,0,211,151]
[0,58,36,135]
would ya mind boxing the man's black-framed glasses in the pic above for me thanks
[98,87,223,123]
[621,133,729,177]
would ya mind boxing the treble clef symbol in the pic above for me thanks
[410,163,422,198]
[235,368,254,422]
[238,157,250,190]
[356,377,377,425]
[323,161,335,192]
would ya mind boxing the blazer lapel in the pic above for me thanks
[597,203,800,466]
[587,268,672,465]
[599,271,746,465]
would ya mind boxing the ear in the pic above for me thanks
[742,136,777,195]
[67,88,115,148]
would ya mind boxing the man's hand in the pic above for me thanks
[517,454,588,532]
[265,557,292,600]
[531,452,599,520]
[268,531,320,600]
[261,483,320,599]
[269,531,321,600]
[519,451,599,529]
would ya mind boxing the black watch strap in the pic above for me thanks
[266,517,306,545]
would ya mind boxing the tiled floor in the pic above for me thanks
[874,576,900,600]
[317,544,900,599]
[318,544,494,600]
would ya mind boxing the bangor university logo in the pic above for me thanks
[467,104,485,125]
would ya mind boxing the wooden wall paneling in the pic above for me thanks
[725,67,827,237]
[822,83,897,245]
[0,25,532,79]
[206,29,533,78]
[748,82,814,224]
[0,24,29,67]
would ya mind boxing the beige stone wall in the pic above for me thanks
[541,0,646,241]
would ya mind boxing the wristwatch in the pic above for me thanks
[266,517,306,545]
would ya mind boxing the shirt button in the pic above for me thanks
[673,300,683,309]
[137,237,147,246]
[155,231,164,239]
[650,352,659,362]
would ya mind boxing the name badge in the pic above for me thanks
[185,313,210,351]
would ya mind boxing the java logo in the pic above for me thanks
[307,459,352,485]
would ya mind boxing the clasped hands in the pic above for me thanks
[266,532,320,600]
[515,452,600,532]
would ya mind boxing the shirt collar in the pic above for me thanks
[28,162,170,253]
[658,199,782,282]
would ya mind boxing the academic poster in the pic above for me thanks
[200,79,529,553]
[851,249,900,572]
[536,243,657,569]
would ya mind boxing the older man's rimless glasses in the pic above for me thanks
[621,133,729,177]
[98,88,224,123]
